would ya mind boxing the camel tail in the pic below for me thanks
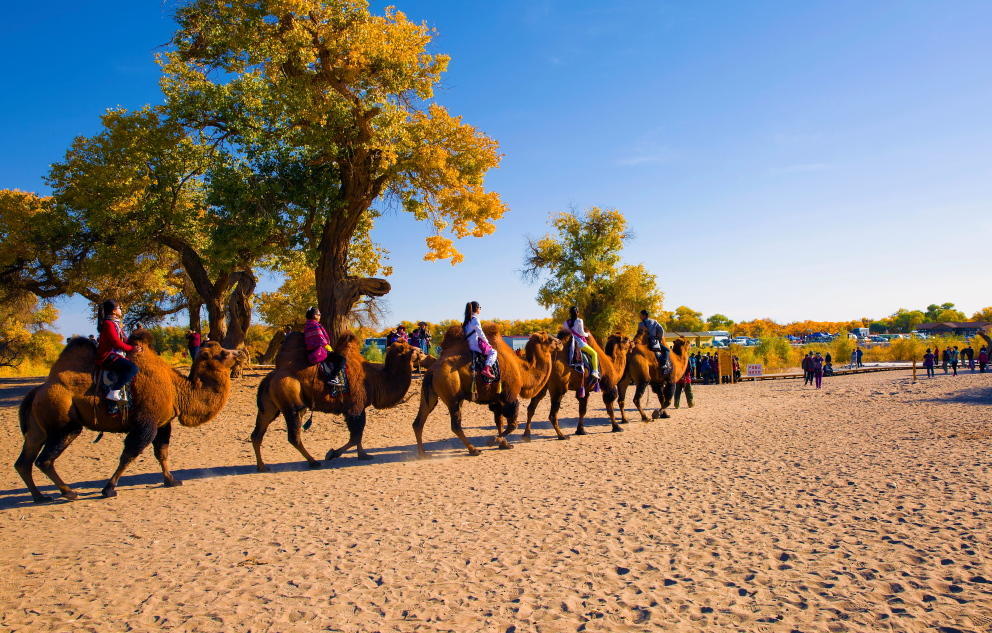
[18,386,39,435]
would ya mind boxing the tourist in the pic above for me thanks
[688,352,698,381]
[923,348,935,378]
[409,321,432,355]
[941,348,950,374]
[637,310,669,370]
[802,352,813,385]
[949,346,959,376]
[812,352,825,389]
[732,355,741,381]
[564,306,600,379]
[979,347,989,373]
[304,307,344,387]
[850,348,858,370]
[856,346,864,368]
[96,299,142,414]
[463,301,497,379]
[674,364,693,408]
[699,354,711,385]
[186,329,201,361]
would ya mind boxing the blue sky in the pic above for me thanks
[2,1,990,335]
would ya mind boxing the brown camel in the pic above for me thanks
[616,335,692,423]
[523,332,634,439]
[411,325,561,457]
[15,332,240,501]
[251,333,424,471]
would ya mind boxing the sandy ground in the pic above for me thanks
[0,368,990,633]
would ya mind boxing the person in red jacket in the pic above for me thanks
[96,300,142,413]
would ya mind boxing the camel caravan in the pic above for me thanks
[14,300,691,502]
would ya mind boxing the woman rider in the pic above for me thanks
[96,300,142,414]
[463,301,496,379]
[303,307,344,386]
[563,306,600,379]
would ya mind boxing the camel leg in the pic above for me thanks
[102,419,158,498]
[547,392,567,440]
[412,374,440,458]
[616,376,630,424]
[523,386,548,442]
[603,385,622,433]
[34,423,84,500]
[448,400,481,457]
[153,422,182,487]
[327,411,372,461]
[652,382,671,419]
[632,382,650,422]
[15,422,52,503]
[488,402,504,446]
[574,396,590,435]
[285,408,321,469]
[250,394,281,472]
[495,399,518,449]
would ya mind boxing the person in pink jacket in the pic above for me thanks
[303,307,344,386]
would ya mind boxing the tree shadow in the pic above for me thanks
[0,377,42,408]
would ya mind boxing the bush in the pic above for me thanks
[362,344,384,363]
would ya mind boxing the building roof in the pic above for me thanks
[917,321,990,331]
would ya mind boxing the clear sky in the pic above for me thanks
[2,1,990,336]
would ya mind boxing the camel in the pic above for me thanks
[411,325,561,457]
[616,335,692,423]
[15,332,240,502]
[523,332,634,439]
[251,333,424,471]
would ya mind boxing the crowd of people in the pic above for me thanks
[686,352,741,385]
[922,344,989,378]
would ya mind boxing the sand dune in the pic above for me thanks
[1,369,989,632]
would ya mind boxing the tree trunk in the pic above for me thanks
[222,270,257,349]
[206,297,227,342]
[315,215,390,340]
[188,298,202,332]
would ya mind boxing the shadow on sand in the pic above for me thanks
[923,385,992,406]
[0,377,42,408]
[0,409,627,510]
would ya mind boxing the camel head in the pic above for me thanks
[670,337,691,357]
[605,334,634,358]
[385,340,426,367]
[195,341,241,370]
[527,331,563,354]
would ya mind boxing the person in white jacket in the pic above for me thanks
[463,301,497,378]
[563,306,600,378]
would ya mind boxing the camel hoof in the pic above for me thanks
[574,428,587,436]
[659,411,671,419]
[415,452,430,460]
[163,479,183,488]
[612,425,623,433]
[31,494,54,504]
[467,448,481,457]
[256,464,271,473]
[557,435,569,441]
[101,487,117,498]
[498,442,513,450]
[357,453,374,461]
[619,419,629,425]
[325,450,341,460]
[62,489,79,500]
[307,460,323,469]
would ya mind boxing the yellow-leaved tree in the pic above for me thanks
[163,1,507,337]
[523,207,663,337]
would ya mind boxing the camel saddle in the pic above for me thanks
[470,353,500,384]
[564,338,593,375]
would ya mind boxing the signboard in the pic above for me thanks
[746,364,763,377]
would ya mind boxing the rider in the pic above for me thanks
[564,306,600,379]
[303,307,344,386]
[96,300,142,414]
[637,309,670,371]
[463,301,497,379]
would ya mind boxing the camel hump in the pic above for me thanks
[333,332,360,354]
[440,325,465,350]
[48,336,99,376]
[129,329,155,347]
[482,323,502,339]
